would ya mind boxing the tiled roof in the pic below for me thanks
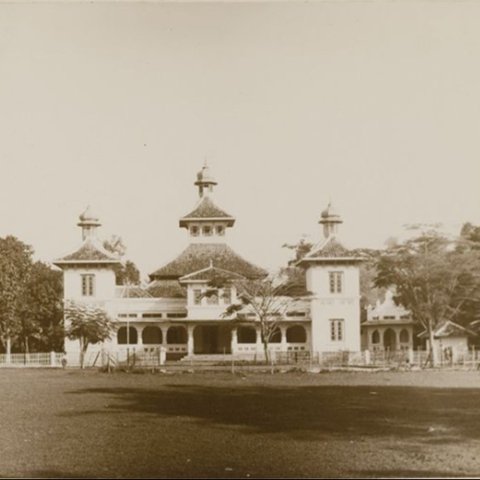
[179,196,235,227]
[54,239,120,266]
[146,280,187,299]
[150,243,267,280]
[115,285,153,298]
[419,321,478,339]
[298,236,363,264]
[179,266,245,283]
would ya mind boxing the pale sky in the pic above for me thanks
[0,1,479,280]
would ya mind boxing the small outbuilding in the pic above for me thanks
[418,320,478,364]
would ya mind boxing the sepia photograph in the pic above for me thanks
[0,0,479,478]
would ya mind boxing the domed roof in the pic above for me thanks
[78,206,101,225]
[321,201,340,219]
[320,201,342,224]
[195,163,217,186]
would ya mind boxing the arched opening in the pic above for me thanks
[371,330,380,344]
[237,326,257,344]
[269,327,282,343]
[286,325,306,343]
[167,326,187,344]
[399,329,409,343]
[117,326,138,345]
[193,325,231,354]
[383,328,396,351]
[142,326,162,345]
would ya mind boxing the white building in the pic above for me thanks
[54,165,363,364]
[361,290,415,352]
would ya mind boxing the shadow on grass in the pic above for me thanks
[64,384,480,442]
[349,469,478,478]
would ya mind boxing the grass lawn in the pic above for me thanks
[1,369,480,478]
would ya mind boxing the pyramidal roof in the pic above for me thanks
[54,238,120,267]
[179,196,235,227]
[297,235,363,265]
[149,243,267,281]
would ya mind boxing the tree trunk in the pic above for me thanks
[263,340,270,364]
[427,320,438,367]
[79,338,85,369]
[6,337,11,364]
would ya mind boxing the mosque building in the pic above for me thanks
[54,164,363,364]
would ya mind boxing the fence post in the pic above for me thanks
[50,351,56,367]
[365,349,370,366]
[408,347,414,365]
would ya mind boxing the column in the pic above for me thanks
[161,326,168,347]
[187,325,195,356]
[255,326,262,353]
[231,327,238,355]
[280,325,287,352]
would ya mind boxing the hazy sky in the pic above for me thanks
[0,1,479,279]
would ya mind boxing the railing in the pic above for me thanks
[0,352,63,368]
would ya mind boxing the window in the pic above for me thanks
[216,225,225,236]
[329,272,343,294]
[190,226,199,237]
[372,330,380,344]
[399,329,409,343]
[193,289,202,305]
[330,319,344,341]
[81,274,95,297]
[203,226,212,236]
[207,291,219,305]
[223,287,232,305]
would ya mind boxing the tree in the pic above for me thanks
[103,235,140,285]
[209,274,308,363]
[374,227,480,366]
[0,236,33,356]
[18,262,64,353]
[64,301,113,368]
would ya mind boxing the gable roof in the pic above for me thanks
[419,320,478,339]
[53,239,120,267]
[297,235,363,265]
[179,265,245,283]
[179,196,235,227]
[149,243,267,281]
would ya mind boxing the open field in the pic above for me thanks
[1,369,480,478]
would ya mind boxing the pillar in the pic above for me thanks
[280,325,287,352]
[231,327,238,355]
[255,325,262,353]
[187,325,194,356]
[161,326,168,347]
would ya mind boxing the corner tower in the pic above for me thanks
[297,201,363,353]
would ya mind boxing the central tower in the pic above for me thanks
[179,163,235,243]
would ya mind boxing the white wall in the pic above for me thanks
[306,264,361,352]
[64,267,116,301]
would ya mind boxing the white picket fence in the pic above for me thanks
[1,348,479,369]
[0,352,63,368]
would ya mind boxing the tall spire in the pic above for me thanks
[194,161,218,198]
[319,200,343,239]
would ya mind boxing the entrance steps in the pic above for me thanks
[180,354,237,364]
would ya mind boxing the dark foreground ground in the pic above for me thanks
[1,369,480,478]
